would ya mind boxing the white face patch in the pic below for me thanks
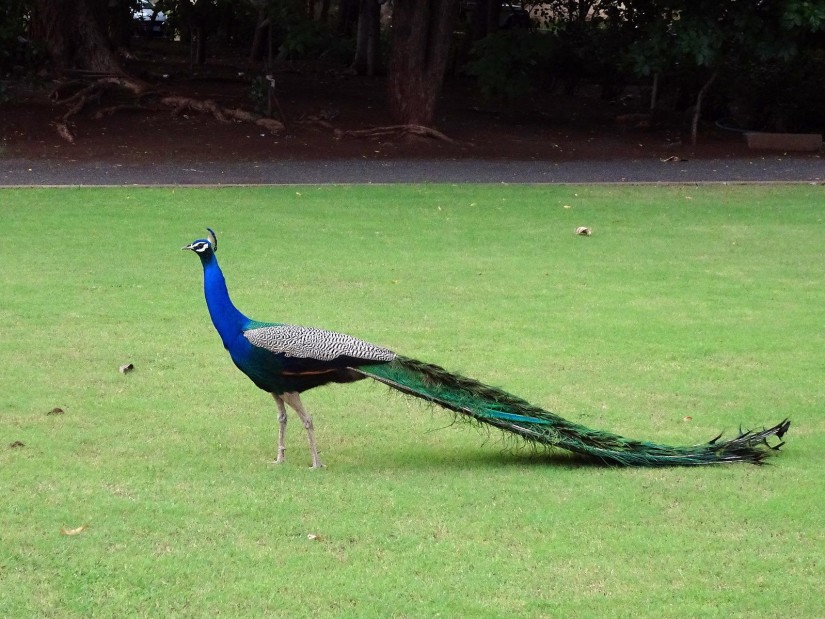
[191,241,210,253]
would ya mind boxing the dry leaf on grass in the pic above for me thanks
[575,226,592,236]
[60,525,87,536]
[119,363,134,374]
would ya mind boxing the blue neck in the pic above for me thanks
[201,253,251,347]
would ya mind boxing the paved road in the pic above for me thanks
[1,155,822,186]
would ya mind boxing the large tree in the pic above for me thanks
[351,0,381,75]
[31,0,125,73]
[387,0,458,126]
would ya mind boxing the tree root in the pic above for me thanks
[49,75,445,146]
[51,76,285,143]
[93,104,158,119]
[159,96,285,134]
[333,124,455,143]
[52,122,76,144]
[297,118,456,144]
[297,117,337,131]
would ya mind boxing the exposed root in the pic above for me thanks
[222,107,286,135]
[297,117,337,132]
[50,75,285,143]
[62,90,101,122]
[160,95,229,122]
[93,104,158,119]
[334,124,456,143]
[53,122,75,144]
[295,118,457,144]
[158,97,285,135]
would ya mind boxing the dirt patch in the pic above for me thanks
[1,44,756,164]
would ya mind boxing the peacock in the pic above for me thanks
[184,228,790,469]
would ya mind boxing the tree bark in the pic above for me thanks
[320,0,331,23]
[249,7,269,62]
[471,0,501,40]
[691,69,718,145]
[387,0,459,126]
[352,0,381,76]
[31,0,124,73]
[337,0,360,36]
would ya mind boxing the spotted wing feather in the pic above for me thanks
[243,324,396,363]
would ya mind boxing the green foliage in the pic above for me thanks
[257,0,347,61]
[468,30,555,102]
[248,73,273,113]
[624,0,825,133]
[783,0,825,30]
[278,17,335,59]
[0,0,41,76]
[1,185,825,617]
[723,48,825,132]
[155,0,258,48]
[627,0,825,74]
[469,19,630,102]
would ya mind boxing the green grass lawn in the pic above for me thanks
[1,184,824,617]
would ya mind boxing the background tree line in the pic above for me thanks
[2,0,824,136]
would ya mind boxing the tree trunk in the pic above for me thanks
[470,0,501,40]
[337,0,360,36]
[352,0,381,76]
[650,72,659,111]
[249,8,269,62]
[31,0,124,73]
[387,0,459,126]
[320,0,331,24]
[691,69,718,145]
[192,26,207,66]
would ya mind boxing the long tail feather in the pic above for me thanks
[353,356,790,466]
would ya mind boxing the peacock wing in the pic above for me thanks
[243,324,396,365]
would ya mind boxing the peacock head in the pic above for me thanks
[183,228,219,262]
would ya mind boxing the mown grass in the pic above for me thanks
[1,184,823,618]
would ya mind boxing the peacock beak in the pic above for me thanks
[182,243,195,251]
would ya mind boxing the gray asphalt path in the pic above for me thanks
[1,155,822,186]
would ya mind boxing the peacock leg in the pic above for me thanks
[281,392,324,469]
[271,394,288,464]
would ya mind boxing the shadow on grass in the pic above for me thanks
[347,443,606,472]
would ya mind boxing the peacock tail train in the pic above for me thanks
[354,356,790,466]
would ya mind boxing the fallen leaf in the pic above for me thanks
[307,533,320,541]
[683,416,693,422]
[575,226,592,236]
[119,363,134,374]
[9,441,25,448]
[47,407,65,416]
[61,525,87,536]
